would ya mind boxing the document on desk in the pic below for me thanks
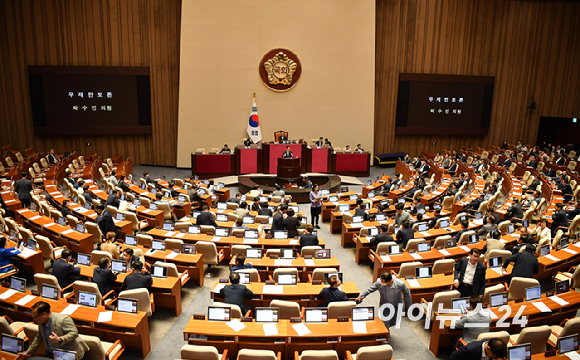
[565,351,580,360]
[304,259,315,266]
[380,255,391,262]
[30,215,42,221]
[262,285,283,294]
[531,301,552,313]
[61,304,80,315]
[545,254,560,262]
[5,200,15,204]
[0,289,18,300]
[407,279,421,288]
[97,311,113,323]
[166,251,179,259]
[44,222,56,228]
[243,238,259,244]
[145,249,156,256]
[175,232,186,239]
[263,323,279,336]
[289,240,299,245]
[491,267,507,275]
[458,245,470,252]
[19,247,37,259]
[62,229,74,235]
[210,236,222,242]
[563,248,578,255]
[499,239,508,244]
[350,224,364,228]
[274,259,293,266]
[549,295,569,306]
[409,252,422,260]
[142,209,152,214]
[164,231,176,237]
[473,219,484,225]
[292,323,312,336]
[419,231,430,237]
[438,249,451,256]
[212,284,226,293]
[15,295,36,306]
[226,318,246,332]
[352,321,367,334]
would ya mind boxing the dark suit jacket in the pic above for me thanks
[551,210,568,232]
[197,211,218,227]
[300,234,319,247]
[283,216,300,238]
[97,210,116,236]
[369,233,394,247]
[354,208,369,221]
[121,271,153,291]
[449,340,485,360]
[454,257,486,296]
[567,208,580,221]
[220,283,253,310]
[48,153,58,164]
[14,178,33,200]
[506,203,523,219]
[52,258,81,289]
[448,164,458,173]
[251,203,261,212]
[83,192,94,205]
[271,212,284,231]
[396,228,414,250]
[104,194,120,208]
[93,267,118,296]
[556,157,566,165]
[258,208,273,217]
[501,159,512,168]
[502,251,538,279]
[282,151,293,158]
[419,164,430,175]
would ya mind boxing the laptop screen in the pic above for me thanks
[273,230,288,240]
[445,238,456,248]
[75,223,85,233]
[323,272,343,284]
[208,306,231,321]
[181,244,196,254]
[451,297,470,312]
[243,216,255,224]
[162,222,174,231]
[376,213,386,222]
[26,238,37,251]
[9,230,18,242]
[417,223,429,232]
[117,298,139,314]
[352,216,363,224]
[255,307,279,323]
[439,219,450,228]
[116,213,125,221]
[367,191,375,198]
[304,308,328,323]
[352,307,374,321]
[559,334,579,355]
[111,260,128,273]
[388,245,401,255]
[217,202,227,210]
[277,274,297,285]
[280,249,296,259]
[152,240,166,251]
[150,203,158,210]
[246,248,263,258]
[525,286,541,301]
[237,272,251,284]
[52,348,78,360]
[178,195,187,202]
[540,244,550,256]
[244,230,258,239]
[488,256,501,268]
[124,235,137,246]
[10,277,26,292]
[314,249,331,259]
[507,343,531,360]
[339,204,350,212]
[1,334,24,354]
[468,234,478,244]
[329,196,339,202]
[417,242,431,252]
[321,189,329,195]
[77,253,91,266]
[560,237,569,249]
[78,291,98,307]
[215,228,229,237]
[490,292,508,308]
[151,265,168,278]
[188,225,201,234]
[415,266,432,279]
[41,284,60,300]
[555,280,570,295]
[216,214,228,222]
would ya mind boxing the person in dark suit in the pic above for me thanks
[428,209,444,228]
[282,146,294,158]
[412,158,422,169]
[143,171,156,184]
[558,178,573,202]
[250,197,261,212]
[505,198,523,220]
[543,165,556,178]
[500,157,512,168]
[299,225,319,247]
[14,172,33,207]
[271,204,287,231]
[47,149,58,164]
[278,133,288,142]
[567,202,580,220]
[502,244,538,280]
[104,189,121,208]
[324,138,332,148]
[96,204,116,237]
[258,202,273,217]
[555,156,566,166]
[448,161,459,176]
[449,338,507,360]
[319,275,349,306]
[453,220,470,244]
[82,185,94,205]
[52,249,81,290]
[230,254,253,273]
[283,208,300,238]
[121,260,153,291]
[354,204,369,221]
[418,162,430,177]
[61,200,71,218]
[243,138,253,147]
[484,209,500,225]
[122,248,140,265]
[220,272,253,315]
[315,137,324,147]
[369,224,393,247]
[228,193,242,204]
[93,256,117,298]
[396,221,414,250]
[551,203,568,234]
[355,144,365,152]
[454,248,486,297]
[219,144,231,154]
[197,205,218,227]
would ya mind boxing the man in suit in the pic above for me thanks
[230,254,253,273]
[467,193,485,211]
[442,155,451,168]
[428,208,444,228]
[96,204,116,236]
[271,204,287,231]
[220,272,253,315]
[47,148,58,164]
[250,197,261,212]
[551,203,568,235]
[228,193,242,204]
[197,205,218,227]
[315,137,324,147]
[233,201,250,218]
[21,301,90,359]
[543,165,556,178]
[121,260,153,291]
[448,161,458,176]
[555,156,566,166]
[122,248,140,265]
[282,146,294,158]
[93,256,117,298]
[394,203,411,226]
[369,224,393,247]
[453,220,470,244]
[299,224,319,247]
[52,249,81,290]
[412,158,422,169]
[104,189,121,208]
[502,244,538,280]
[418,161,430,177]
[500,156,512,168]
[14,172,33,207]
[558,178,573,201]
[219,144,231,154]
[324,138,332,148]
[477,215,498,237]
[526,155,537,168]
[354,204,369,221]
[396,221,414,250]
[243,138,253,147]
[61,200,71,218]
[319,275,349,306]
[356,271,412,329]
[302,175,313,189]
[567,202,580,220]
[258,203,273,217]
[355,144,365,152]
[82,185,94,206]
[142,171,156,184]
[278,133,288,142]
[505,198,523,220]
[449,338,507,360]
[484,208,500,225]
[454,248,486,297]
[272,184,285,197]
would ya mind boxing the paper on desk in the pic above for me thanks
[352,321,367,334]
[292,322,312,336]
[62,229,74,235]
[473,219,484,225]
[491,267,507,275]
[531,301,552,313]
[499,239,508,244]
[438,249,451,256]
[410,252,422,260]
[97,311,113,323]
[15,294,36,306]
[61,304,80,315]
[0,289,17,300]
[458,245,470,252]
[262,285,283,294]
[563,248,578,255]
[225,318,246,332]
[175,232,186,239]
[142,209,152,214]
[44,222,56,228]
[263,323,279,336]
[545,254,560,262]
[304,259,315,266]
[210,237,221,242]
[30,215,41,221]
[166,251,179,259]
[19,247,37,259]
[350,224,364,228]
[549,295,569,306]
[289,239,299,245]
[380,255,391,262]
[419,231,430,237]
[16,209,27,214]
[243,238,259,244]
[5,200,15,204]
[145,249,156,256]
[212,284,226,293]
[511,234,521,238]
[407,279,421,288]
[565,351,580,360]
[274,259,293,266]
[164,231,176,237]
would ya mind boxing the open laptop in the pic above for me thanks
[451,297,470,313]
[277,273,297,285]
[439,219,450,229]
[215,227,229,237]
[323,272,343,284]
[352,306,374,321]
[280,249,296,259]
[304,308,328,323]
[555,279,570,295]
[328,195,339,202]
[243,216,255,224]
[314,249,330,259]
[488,256,502,268]
[208,306,231,321]
[468,234,479,244]
[149,203,158,211]
[151,240,166,251]
[216,214,228,222]
[246,248,263,259]
[78,291,98,307]
[525,286,541,301]
[188,225,201,234]
[558,334,579,355]
[417,242,431,253]
[162,222,174,231]
[273,230,288,240]
[52,348,78,360]
[237,272,251,285]
[1,334,24,354]
[339,204,350,213]
[507,343,531,360]
[117,298,139,314]
[415,266,432,279]
[10,277,26,292]
[150,265,168,278]
[77,253,91,266]
[255,307,279,323]
[41,283,60,300]
[116,213,125,221]
[26,238,37,251]
[244,230,258,239]
[111,259,128,273]
[75,223,85,234]
[368,228,379,237]
[489,292,508,308]
[181,244,196,254]
[388,244,401,255]
[540,244,550,256]
[124,235,137,246]
[417,223,429,232]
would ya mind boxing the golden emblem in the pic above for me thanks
[264,52,297,86]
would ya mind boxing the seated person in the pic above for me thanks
[319,275,349,306]
[396,221,414,250]
[453,220,470,243]
[355,144,365,152]
[249,185,263,197]
[299,224,319,246]
[324,138,332,148]
[228,193,242,204]
[53,249,81,290]
[272,184,285,197]
[243,138,253,147]
[232,218,249,231]
[121,260,153,291]
[122,248,140,265]
[100,231,120,259]
[354,204,369,221]
[369,224,393,247]
[61,200,71,218]
[344,145,351,152]
[93,257,117,298]
[315,137,324,147]
[302,176,313,189]
[477,215,498,237]
[220,272,253,315]
[277,133,288,142]
[143,171,156,184]
[219,144,231,154]
[250,197,261,212]
[428,208,444,228]
[258,202,272,216]
[282,146,294,158]
[230,254,253,272]
[234,202,250,218]
[0,236,22,273]
[452,295,492,345]
[197,205,218,227]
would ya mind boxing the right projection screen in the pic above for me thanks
[395,73,495,136]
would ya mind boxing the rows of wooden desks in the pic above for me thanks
[0,285,151,358]
[183,318,388,360]
[227,256,341,283]
[429,289,580,356]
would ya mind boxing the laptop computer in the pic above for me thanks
[255,307,279,323]
[558,334,579,355]
[208,306,231,321]
[417,242,431,253]
[244,230,258,239]
[1,334,24,354]
[243,216,255,224]
[124,235,137,246]
[117,298,139,314]
[417,223,429,232]
[152,240,166,251]
[181,244,196,254]
[415,266,433,279]
[26,238,37,251]
[507,343,531,360]
[10,277,26,292]
[280,249,296,259]
[188,225,201,234]
[273,230,288,240]
[78,291,98,307]
[540,244,550,256]
[351,306,374,321]
[216,214,228,222]
[368,228,379,237]
[468,234,479,244]
[77,253,91,266]
[314,249,331,259]
[162,222,174,231]
[111,260,128,273]
[489,292,508,308]
[75,223,85,234]
[488,256,502,268]
[151,265,168,278]
[304,308,328,323]
[41,283,60,300]
[388,245,401,255]
[555,279,570,295]
[525,286,541,301]
[149,203,158,211]
[245,248,263,259]
[215,227,229,237]
[277,273,297,285]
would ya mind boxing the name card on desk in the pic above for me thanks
[352,321,367,334]
[350,224,364,228]
[380,255,391,262]
[211,237,222,242]
[97,311,113,323]
[175,232,186,239]
[458,245,470,252]
[410,252,422,260]
[15,295,36,306]
[419,231,430,237]
[166,252,179,259]
[142,209,152,214]
[262,285,283,294]
[304,259,315,266]
[438,249,451,256]
[407,279,421,288]
[62,229,74,235]
[274,259,292,266]
[531,301,551,313]
[243,238,259,244]
[544,254,560,262]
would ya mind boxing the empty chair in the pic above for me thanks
[154,261,190,286]
[237,349,278,360]
[36,235,65,264]
[548,317,580,347]
[309,268,339,283]
[345,344,393,360]
[432,259,455,275]
[397,262,422,278]
[235,268,261,282]
[118,288,154,316]
[125,212,149,233]
[421,290,460,322]
[508,325,551,354]
[404,239,426,252]
[200,225,216,234]
[270,299,300,319]
[66,215,79,229]
[211,301,248,318]
[157,202,173,221]
[79,334,125,360]
[265,249,280,257]
[70,281,115,306]
[432,235,451,249]
[272,268,299,283]
[301,246,322,257]
[435,217,451,228]
[196,241,225,277]
[554,266,580,289]
[477,331,510,344]
[231,245,251,257]
[174,222,190,232]
[180,345,228,360]
[327,301,356,319]
[0,316,27,338]
[296,350,339,360]
[482,284,507,304]
[85,222,103,247]
[91,250,113,265]
[507,277,540,301]
[165,239,183,251]
[231,229,245,238]
[34,274,62,297]
[137,234,153,248]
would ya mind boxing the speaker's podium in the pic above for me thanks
[277,157,301,180]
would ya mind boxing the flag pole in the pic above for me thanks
[253,92,256,101]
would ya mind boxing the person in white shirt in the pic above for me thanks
[109,171,119,187]
[530,218,551,244]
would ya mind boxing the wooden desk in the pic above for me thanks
[229,257,341,282]
[0,287,151,358]
[0,189,21,212]
[136,206,165,227]
[538,241,580,280]
[142,249,204,287]
[5,238,44,275]
[184,318,388,360]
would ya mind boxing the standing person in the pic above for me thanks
[282,146,294,158]
[14,172,33,207]
[299,224,319,247]
[309,184,322,229]
[0,236,22,273]
[52,249,81,290]
[454,249,486,297]
[502,244,538,280]
[356,271,412,329]
[271,204,287,231]
[283,208,300,238]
